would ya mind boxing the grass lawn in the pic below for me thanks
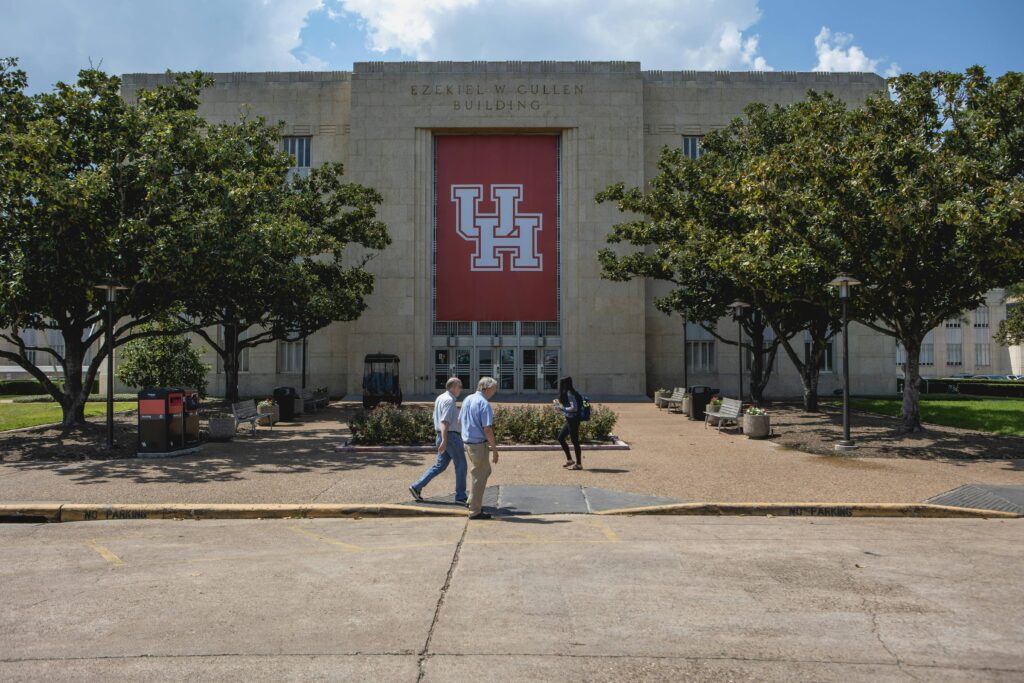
[0,402,135,431]
[846,396,1024,437]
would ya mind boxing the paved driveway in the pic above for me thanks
[2,516,1021,681]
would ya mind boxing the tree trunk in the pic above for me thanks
[60,339,89,430]
[801,362,821,413]
[224,323,241,403]
[899,339,924,433]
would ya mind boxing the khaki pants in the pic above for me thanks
[465,442,492,515]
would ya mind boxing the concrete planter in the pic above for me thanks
[743,414,771,439]
[207,416,236,441]
[680,396,692,415]
[258,404,279,426]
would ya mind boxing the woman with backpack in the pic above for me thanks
[553,376,585,470]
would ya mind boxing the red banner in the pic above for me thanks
[435,135,558,321]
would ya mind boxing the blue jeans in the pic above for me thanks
[412,432,467,501]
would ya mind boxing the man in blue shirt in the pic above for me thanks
[409,377,467,504]
[460,376,500,519]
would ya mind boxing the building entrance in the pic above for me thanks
[431,322,561,395]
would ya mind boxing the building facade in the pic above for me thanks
[55,62,1006,399]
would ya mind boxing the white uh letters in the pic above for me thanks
[451,184,543,271]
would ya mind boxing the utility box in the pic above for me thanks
[138,388,200,458]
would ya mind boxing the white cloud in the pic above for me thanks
[2,0,325,91]
[335,0,772,70]
[813,26,896,75]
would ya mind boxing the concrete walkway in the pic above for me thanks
[1,403,1022,506]
[2,516,1021,681]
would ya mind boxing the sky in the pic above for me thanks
[2,0,1021,92]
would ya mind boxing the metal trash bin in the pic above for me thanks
[273,386,299,421]
[138,388,185,456]
[687,385,718,421]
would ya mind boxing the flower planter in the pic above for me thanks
[207,416,236,441]
[258,404,279,426]
[743,414,771,439]
[680,396,691,415]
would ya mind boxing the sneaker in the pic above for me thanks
[455,498,468,505]
[409,485,423,502]
[468,512,492,520]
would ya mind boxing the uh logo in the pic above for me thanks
[450,184,543,271]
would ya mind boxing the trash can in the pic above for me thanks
[273,386,299,421]
[138,388,185,455]
[687,385,718,421]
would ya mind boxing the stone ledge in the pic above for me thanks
[335,438,630,453]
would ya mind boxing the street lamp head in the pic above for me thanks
[94,279,129,302]
[828,273,861,300]
[728,299,751,317]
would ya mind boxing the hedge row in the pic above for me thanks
[10,393,138,404]
[897,378,1024,398]
[349,403,618,445]
[0,378,100,395]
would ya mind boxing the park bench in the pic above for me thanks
[299,386,330,413]
[704,397,743,432]
[231,399,261,434]
[663,387,688,413]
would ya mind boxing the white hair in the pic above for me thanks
[477,376,498,391]
[445,377,462,391]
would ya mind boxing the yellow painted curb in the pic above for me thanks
[595,502,1022,519]
[57,503,468,523]
[0,503,63,522]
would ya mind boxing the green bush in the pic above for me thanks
[349,403,435,445]
[11,393,138,404]
[348,403,618,445]
[116,326,210,396]
[0,378,99,395]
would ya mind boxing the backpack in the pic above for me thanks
[578,395,592,421]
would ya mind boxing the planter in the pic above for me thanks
[258,404,279,426]
[293,397,305,416]
[680,396,692,415]
[743,414,771,439]
[207,416,236,441]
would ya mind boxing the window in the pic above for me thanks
[974,305,989,328]
[278,338,304,374]
[975,343,991,367]
[681,135,703,160]
[803,331,834,373]
[283,136,311,179]
[895,341,905,365]
[945,321,962,366]
[685,322,716,372]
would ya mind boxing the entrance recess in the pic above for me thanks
[432,321,561,394]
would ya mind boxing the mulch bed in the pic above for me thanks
[770,403,1024,460]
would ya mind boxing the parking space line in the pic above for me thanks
[287,525,364,552]
[588,518,620,543]
[85,539,124,566]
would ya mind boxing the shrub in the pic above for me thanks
[116,326,210,396]
[11,393,137,403]
[349,403,435,445]
[0,378,99,395]
[348,403,619,445]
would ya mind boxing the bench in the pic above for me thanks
[231,399,261,434]
[663,388,688,413]
[704,397,742,432]
[300,386,330,413]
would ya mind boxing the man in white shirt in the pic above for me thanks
[409,377,467,504]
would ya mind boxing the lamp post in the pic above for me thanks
[729,300,751,403]
[829,273,861,451]
[94,279,128,450]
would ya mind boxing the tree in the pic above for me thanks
[995,284,1024,347]
[754,71,1024,431]
[172,117,390,402]
[116,321,210,395]
[597,102,841,409]
[0,59,212,428]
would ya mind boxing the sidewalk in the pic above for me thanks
[1,402,1021,506]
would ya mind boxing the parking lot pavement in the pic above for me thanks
[2,516,1022,682]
